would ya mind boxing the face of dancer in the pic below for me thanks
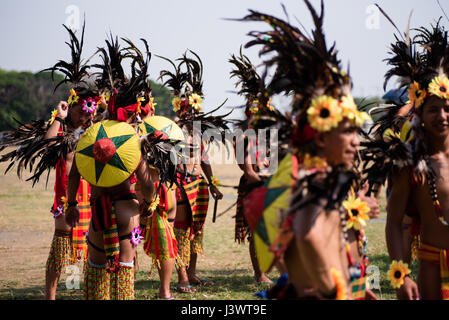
[420,95,449,139]
[315,119,360,168]
[69,102,92,128]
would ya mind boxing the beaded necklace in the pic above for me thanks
[424,156,449,226]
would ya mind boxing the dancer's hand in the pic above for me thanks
[209,185,223,200]
[56,101,69,119]
[397,276,419,300]
[357,183,380,219]
[65,206,80,227]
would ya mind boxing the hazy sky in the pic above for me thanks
[0,0,447,116]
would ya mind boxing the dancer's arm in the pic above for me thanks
[65,157,81,227]
[45,101,68,139]
[386,167,419,300]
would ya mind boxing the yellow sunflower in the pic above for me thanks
[343,193,370,230]
[408,81,427,108]
[330,268,347,300]
[68,88,79,106]
[49,109,58,125]
[307,95,342,132]
[387,260,411,289]
[172,97,181,112]
[189,93,203,111]
[428,76,449,100]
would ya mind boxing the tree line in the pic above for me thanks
[0,69,174,131]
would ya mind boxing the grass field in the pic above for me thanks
[0,155,417,300]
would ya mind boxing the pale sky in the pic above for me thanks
[0,0,446,116]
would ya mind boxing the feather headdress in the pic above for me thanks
[229,47,293,157]
[358,7,449,192]
[238,0,370,144]
[0,22,97,185]
[159,51,232,149]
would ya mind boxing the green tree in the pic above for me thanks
[0,69,69,130]
[0,70,174,131]
[150,80,174,118]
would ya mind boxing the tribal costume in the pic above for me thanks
[143,182,179,267]
[75,35,184,300]
[237,0,372,299]
[228,50,286,244]
[0,22,99,300]
[158,51,230,274]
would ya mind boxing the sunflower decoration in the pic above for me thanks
[301,153,328,171]
[343,191,370,231]
[340,95,358,120]
[210,176,221,188]
[307,95,342,132]
[354,110,371,127]
[249,100,260,114]
[148,96,157,113]
[68,88,79,106]
[136,96,145,114]
[387,260,411,289]
[189,93,203,112]
[148,195,160,212]
[428,76,449,100]
[48,109,58,126]
[330,268,347,300]
[172,97,181,112]
[98,92,110,110]
[408,81,427,108]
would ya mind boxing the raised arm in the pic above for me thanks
[45,101,69,139]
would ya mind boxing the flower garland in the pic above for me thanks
[306,95,370,132]
[172,93,204,113]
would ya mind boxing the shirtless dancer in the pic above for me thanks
[238,1,372,299]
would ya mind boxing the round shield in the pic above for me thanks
[75,120,141,187]
[139,115,185,141]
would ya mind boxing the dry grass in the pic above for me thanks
[0,148,405,300]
